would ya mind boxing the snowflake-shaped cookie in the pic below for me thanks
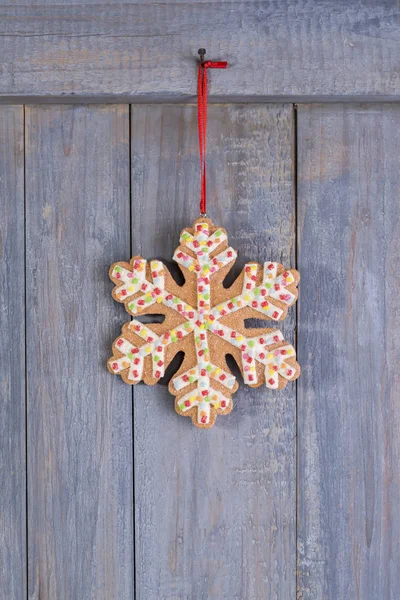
[108,218,300,428]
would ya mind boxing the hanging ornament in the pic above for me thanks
[107,49,300,428]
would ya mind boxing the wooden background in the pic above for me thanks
[1,2,400,599]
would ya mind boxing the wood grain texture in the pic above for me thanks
[0,106,26,599]
[25,105,134,599]
[131,104,296,599]
[1,1,400,99]
[297,104,400,599]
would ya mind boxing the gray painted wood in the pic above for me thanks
[0,106,26,599]
[131,104,296,599]
[297,104,400,599]
[1,1,400,100]
[25,105,134,599]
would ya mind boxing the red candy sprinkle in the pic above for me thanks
[272,311,279,319]
[268,378,275,385]
[201,415,207,424]
[184,400,191,407]
[221,401,227,408]
[112,362,118,370]
[267,263,274,271]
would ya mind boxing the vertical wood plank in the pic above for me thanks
[26,105,134,599]
[297,104,400,599]
[0,106,26,598]
[131,104,296,599]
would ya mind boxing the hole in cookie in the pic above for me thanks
[134,314,166,324]
[159,351,185,386]
[162,259,185,286]
[225,353,243,385]
[244,318,269,329]
[222,263,242,289]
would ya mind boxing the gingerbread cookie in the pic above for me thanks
[108,218,300,428]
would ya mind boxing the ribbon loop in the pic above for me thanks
[197,58,228,215]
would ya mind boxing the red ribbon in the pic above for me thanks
[198,59,227,215]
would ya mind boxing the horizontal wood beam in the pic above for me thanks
[1,1,399,99]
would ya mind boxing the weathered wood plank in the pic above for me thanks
[0,106,26,598]
[25,105,134,599]
[131,104,296,599]
[297,104,400,599]
[1,1,400,99]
